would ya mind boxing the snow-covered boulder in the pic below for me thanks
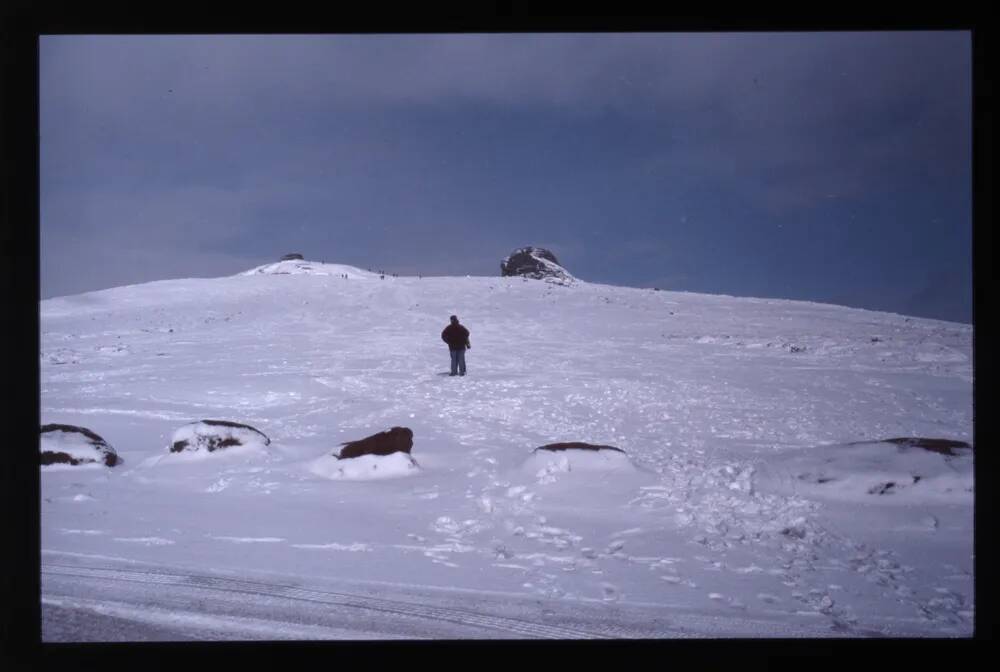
[245,259,321,275]
[753,438,973,503]
[879,436,972,457]
[40,424,120,468]
[501,247,574,284]
[338,426,413,460]
[169,420,270,454]
[535,441,626,454]
[303,427,420,481]
[308,451,421,481]
[524,442,636,483]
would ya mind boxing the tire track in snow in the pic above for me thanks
[42,563,613,639]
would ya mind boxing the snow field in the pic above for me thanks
[40,262,973,638]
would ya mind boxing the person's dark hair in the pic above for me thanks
[450,315,458,323]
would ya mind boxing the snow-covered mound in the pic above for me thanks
[241,259,376,278]
[501,247,575,284]
[523,445,638,482]
[40,424,120,469]
[753,439,974,504]
[307,452,421,481]
[169,420,271,455]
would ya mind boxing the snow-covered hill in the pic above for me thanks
[40,262,974,639]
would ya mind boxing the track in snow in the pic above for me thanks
[41,560,845,640]
[42,563,615,640]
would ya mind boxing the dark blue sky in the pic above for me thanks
[40,33,972,322]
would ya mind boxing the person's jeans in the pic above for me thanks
[449,348,466,375]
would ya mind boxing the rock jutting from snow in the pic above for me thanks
[753,439,973,502]
[40,424,121,467]
[500,247,574,284]
[280,253,305,261]
[169,419,271,454]
[338,426,414,460]
[881,437,972,456]
[534,441,626,454]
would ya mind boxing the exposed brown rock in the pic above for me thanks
[848,437,973,457]
[883,437,971,456]
[338,427,414,460]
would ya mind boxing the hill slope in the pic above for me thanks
[40,264,974,639]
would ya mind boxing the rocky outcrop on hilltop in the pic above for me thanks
[280,253,305,261]
[169,419,271,453]
[501,247,574,284]
[40,424,121,467]
[240,259,371,277]
[338,426,414,460]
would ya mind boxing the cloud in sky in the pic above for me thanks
[40,32,971,321]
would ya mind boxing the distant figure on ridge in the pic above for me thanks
[441,315,471,376]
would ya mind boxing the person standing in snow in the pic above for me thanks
[441,315,471,376]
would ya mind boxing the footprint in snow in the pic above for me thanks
[428,557,459,568]
[492,543,514,560]
[613,527,644,537]
[504,520,526,536]
[205,478,231,493]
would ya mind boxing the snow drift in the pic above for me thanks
[523,446,639,483]
[753,439,973,504]
[241,259,376,278]
[307,452,421,481]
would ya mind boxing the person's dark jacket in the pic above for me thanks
[441,323,470,350]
